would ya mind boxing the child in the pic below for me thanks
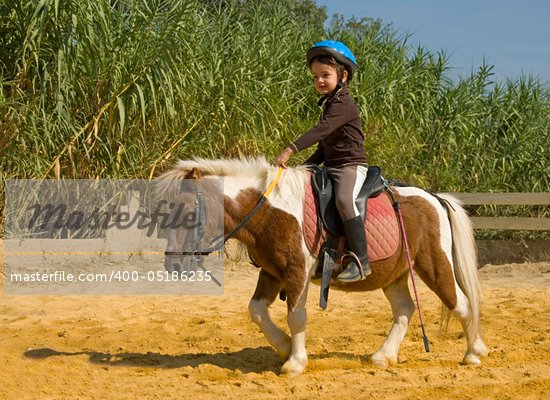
[274,40,371,282]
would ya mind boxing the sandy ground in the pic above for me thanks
[1,241,549,400]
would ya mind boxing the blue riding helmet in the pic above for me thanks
[306,40,358,80]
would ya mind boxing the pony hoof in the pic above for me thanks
[462,354,481,365]
[370,353,393,369]
[281,358,307,377]
[474,339,489,357]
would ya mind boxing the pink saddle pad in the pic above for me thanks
[303,175,400,262]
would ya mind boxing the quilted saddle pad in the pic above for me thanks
[303,176,400,262]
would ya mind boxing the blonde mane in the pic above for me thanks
[176,157,271,178]
[156,157,309,199]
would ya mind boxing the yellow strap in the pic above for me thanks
[263,166,284,198]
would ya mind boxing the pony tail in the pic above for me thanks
[438,194,481,337]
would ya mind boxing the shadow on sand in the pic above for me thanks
[24,347,375,374]
[24,346,282,374]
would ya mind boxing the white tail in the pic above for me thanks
[438,194,481,337]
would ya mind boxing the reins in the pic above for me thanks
[164,166,284,257]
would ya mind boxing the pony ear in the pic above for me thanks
[185,167,202,179]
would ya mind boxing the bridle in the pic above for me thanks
[164,166,284,257]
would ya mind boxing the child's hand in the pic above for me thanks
[274,147,294,168]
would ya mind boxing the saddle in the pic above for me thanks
[303,166,400,262]
[303,166,400,309]
[311,165,384,236]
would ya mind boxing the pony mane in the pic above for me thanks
[155,156,309,203]
[175,157,273,178]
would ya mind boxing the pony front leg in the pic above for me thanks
[371,274,415,368]
[248,270,291,359]
[281,281,309,377]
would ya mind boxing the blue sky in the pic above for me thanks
[315,0,550,83]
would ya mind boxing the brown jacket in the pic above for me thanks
[289,87,367,168]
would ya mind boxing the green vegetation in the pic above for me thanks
[1,0,549,195]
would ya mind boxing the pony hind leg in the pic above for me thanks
[371,273,415,369]
[448,286,489,365]
[419,247,489,364]
[248,269,291,360]
[416,263,489,365]
[437,192,488,364]
[420,258,489,365]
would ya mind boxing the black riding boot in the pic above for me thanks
[336,215,371,283]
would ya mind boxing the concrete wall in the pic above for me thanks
[477,239,550,265]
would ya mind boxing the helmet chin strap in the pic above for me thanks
[317,80,344,106]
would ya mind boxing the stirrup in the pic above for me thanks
[338,252,371,281]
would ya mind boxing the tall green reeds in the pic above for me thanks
[1,0,549,196]
[0,0,324,179]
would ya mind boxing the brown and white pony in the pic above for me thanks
[156,157,488,377]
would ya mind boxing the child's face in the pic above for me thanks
[310,60,347,95]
